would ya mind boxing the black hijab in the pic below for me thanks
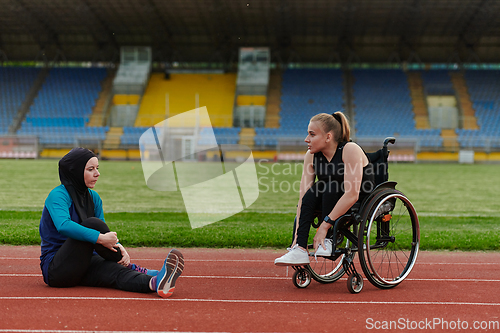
[58,148,97,222]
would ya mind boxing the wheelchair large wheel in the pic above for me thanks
[358,188,419,289]
[306,225,357,284]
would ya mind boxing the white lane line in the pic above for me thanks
[0,296,499,307]
[0,330,208,333]
[1,257,500,265]
[0,258,271,263]
[2,274,500,282]
[0,274,288,280]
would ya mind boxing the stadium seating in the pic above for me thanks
[254,68,345,148]
[420,69,456,95]
[280,68,345,131]
[121,126,149,146]
[0,67,40,134]
[4,66,499,154]
[135,73,236,128]
[17,67,107,144]
[353,69,442,148]
[459,70,500,149]
[211,127,241,145]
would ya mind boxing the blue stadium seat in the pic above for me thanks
[460,70,500,149]
[0,67,40,134]
[17,67,108,144]
[353,69,442,147]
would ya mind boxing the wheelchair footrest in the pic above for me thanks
[342,251,359,277]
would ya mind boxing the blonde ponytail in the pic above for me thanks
[332,111,350,142]
[310,111,351,143]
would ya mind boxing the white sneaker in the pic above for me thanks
[274,245,310,266]
[315,238,333,257]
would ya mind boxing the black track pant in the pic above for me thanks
[48,217,152,293]
[293,181,342,249]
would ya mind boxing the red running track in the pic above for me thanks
[0,245,499,332]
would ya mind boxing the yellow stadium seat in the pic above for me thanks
[113,94,140,105]
[136,73,237,128]
[236,95,267,106]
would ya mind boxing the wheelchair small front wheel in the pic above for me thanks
[292,269,311,288]
[307,225,357,284]
[347,273,363,294]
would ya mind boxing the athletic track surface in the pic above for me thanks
[0,246,499,333]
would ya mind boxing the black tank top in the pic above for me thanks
[313,141,375,200]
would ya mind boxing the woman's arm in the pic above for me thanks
[90,189,120,252]
[46,186,101,244]
[329,142,366,218]
[313,143,367,250]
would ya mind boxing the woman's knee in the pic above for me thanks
[81,217,109,233]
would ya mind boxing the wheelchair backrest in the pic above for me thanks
[365,137,395,186]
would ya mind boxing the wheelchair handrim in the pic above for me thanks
[366,193,420,285]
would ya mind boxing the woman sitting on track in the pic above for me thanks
[275,112,375,265]
[39,147,184,298]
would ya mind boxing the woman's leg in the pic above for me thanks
[295,180,343,248]
[294,182,323,249]
[48,217,150,291]
[320,182,343,221]
[80,217,122,262]
[80,217,152,292]
[48,217,120,287]
[80,256,152,293]
[48,237,94,287]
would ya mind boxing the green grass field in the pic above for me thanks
[0,159,499,250]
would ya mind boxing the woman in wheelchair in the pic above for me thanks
[275,112,375,266]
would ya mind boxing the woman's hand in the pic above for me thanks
[313,222,330,252]
[117,244,130,267]
[97,232,119,252]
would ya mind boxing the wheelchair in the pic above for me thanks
[291,137,420,293]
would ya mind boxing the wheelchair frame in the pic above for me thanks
[291,137,420,293]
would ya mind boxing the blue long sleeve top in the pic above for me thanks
[39,184,105,284]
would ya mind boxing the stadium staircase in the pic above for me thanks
[233,48,270,128]
[88,69,115,127]
[441,128,459,150]
[103,127,123,149]
[264,70,281,128]
[239,127,255,147]
[450,72,479,130]
[407,71,430,129]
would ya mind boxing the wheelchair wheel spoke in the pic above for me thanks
[359,189,420,288]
